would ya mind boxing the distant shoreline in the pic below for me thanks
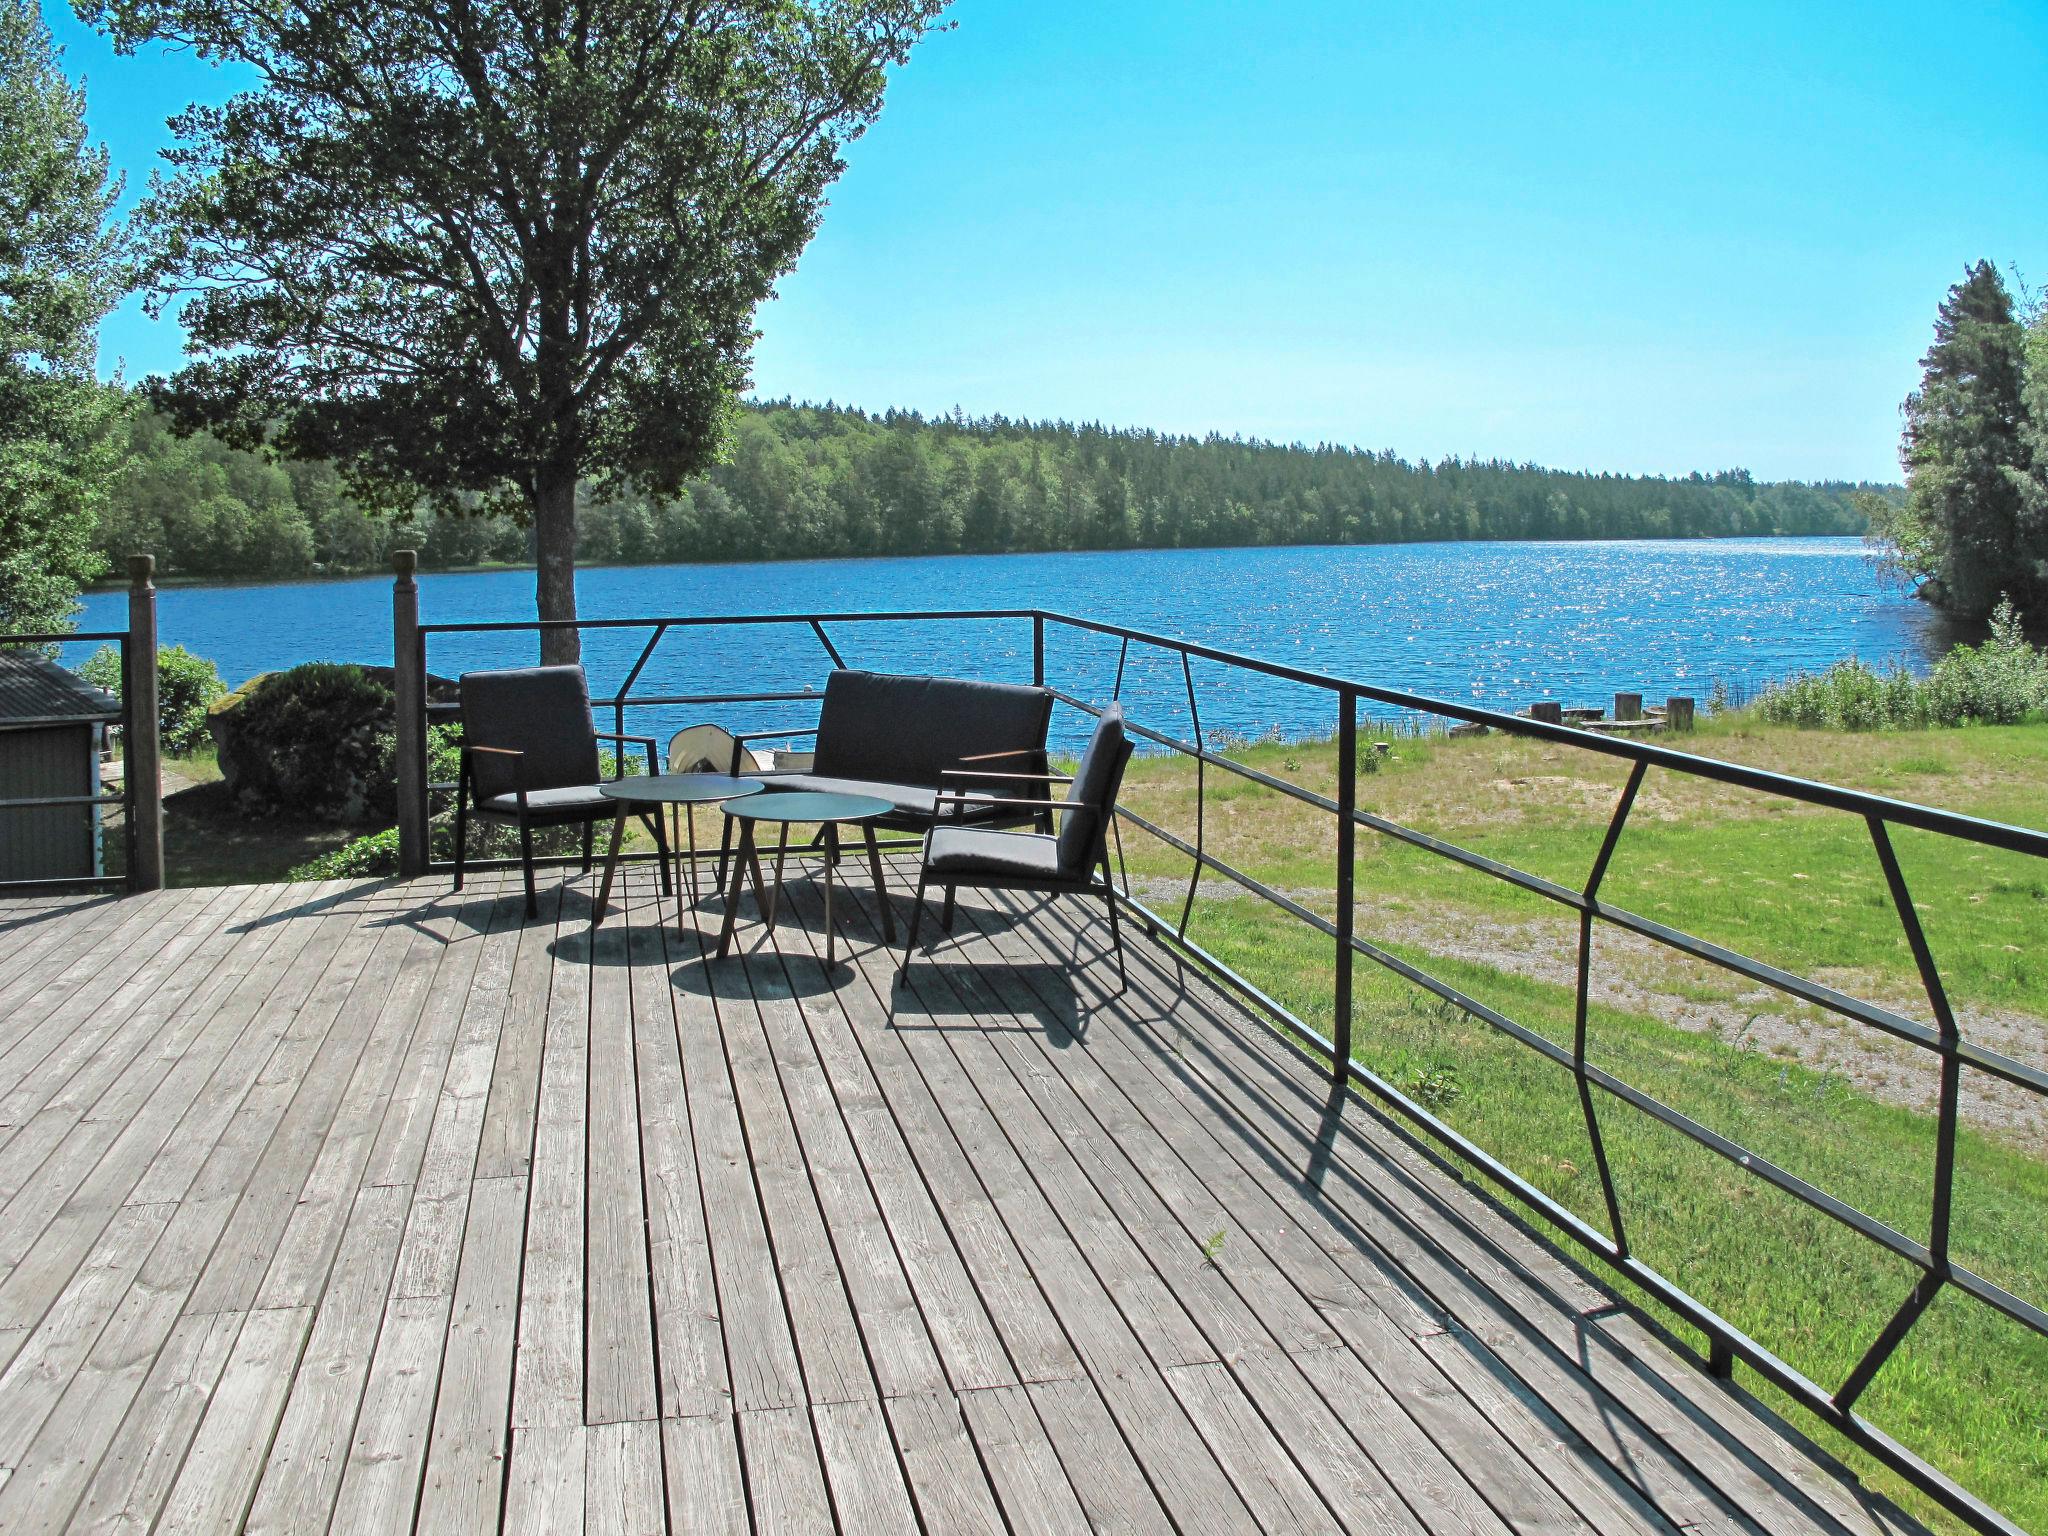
[86,529,1875,594]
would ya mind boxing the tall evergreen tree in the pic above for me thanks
[1874,261,2039,617]
[0,0,128,636]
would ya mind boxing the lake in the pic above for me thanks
[75,538,1939,748]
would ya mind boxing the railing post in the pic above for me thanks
[1333,690,1356,1081]
[1032,614,1045,689]
[393,551,428,878]
[124,556,164,893]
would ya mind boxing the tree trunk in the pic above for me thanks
[533,468,581,666]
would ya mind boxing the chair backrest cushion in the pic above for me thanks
[812,670,1053,788]
[460,665,601,799]
[1056,703,1132,875]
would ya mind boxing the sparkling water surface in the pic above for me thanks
[75,538,1938,749]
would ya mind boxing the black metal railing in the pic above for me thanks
[1,558,166,896]
[395,580,2046,1536]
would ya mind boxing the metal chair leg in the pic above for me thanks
[899,877,929,980]
[940,884,957,933]
[1101,856,1126,990]
[580,820,593,874]
[452,790,468,892]
[518,814,537,919]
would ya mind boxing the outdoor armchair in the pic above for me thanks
[452,664,664,918]
[898,703,1134,987]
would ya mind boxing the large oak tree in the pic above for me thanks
[87,0,949,661]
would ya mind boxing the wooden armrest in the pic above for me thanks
[933,793,1082,812]
[939,768,1074,783]
[464,744,524,758]
[956,747,1041,762]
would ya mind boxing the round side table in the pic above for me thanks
[594,774,763,926]
[717,791,896,966]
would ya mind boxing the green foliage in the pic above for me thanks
[98,396,1879,581]
[217,662,397,821]
[1872,262,2046,619]
[80,641,224,754]
[1756,600,2048,729]
[87,0,949,654]
[0,0,130,633]
[288,825,400,880]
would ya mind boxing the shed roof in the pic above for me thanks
[0,650,120,727]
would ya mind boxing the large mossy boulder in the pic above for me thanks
[210,662,456,822]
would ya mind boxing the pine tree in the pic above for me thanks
[0,0,129,635]
[1879,261,2039,617]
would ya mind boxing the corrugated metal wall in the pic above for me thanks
[0,724,98,881]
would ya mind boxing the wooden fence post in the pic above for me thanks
[125,556,164,893]
[393,551,428,878]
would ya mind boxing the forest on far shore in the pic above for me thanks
[91,397,1886,581]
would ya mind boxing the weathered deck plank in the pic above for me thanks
[0,870,1933,1536]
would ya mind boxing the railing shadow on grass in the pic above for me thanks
[395,576,2047,1536]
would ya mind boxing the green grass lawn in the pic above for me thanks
[1107,714,2048,1533]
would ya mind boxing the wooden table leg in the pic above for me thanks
[592,806,627,926]
[822,822,838,967]
[716,820,755,958]
[862,823,896,943]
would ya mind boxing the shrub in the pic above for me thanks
[81,643,226,755]
[216,662,398,821]
[1755,599,2048,730]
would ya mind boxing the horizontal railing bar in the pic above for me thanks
[1038,611,2048,858]
[1587,900,2048,1097]
[0,631,130,645]
[415,605,2048,855]
[1115,806,1339,935]
[420,609,1037,634]
[1111,886,2026,1536]
[1095,691,2047,1094]
[1121,806,2048,1326]
[0,714,123,729]
[1050,689,1345,814]
[0,793,125,810]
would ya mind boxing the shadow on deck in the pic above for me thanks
[0,861,1928,1534]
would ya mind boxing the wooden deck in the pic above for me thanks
[0,858,1926,1535]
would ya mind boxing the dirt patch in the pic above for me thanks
[1132,874,2048,1145]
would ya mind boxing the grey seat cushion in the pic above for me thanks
[811,671,1052,788]
[479,784,615,817]
[756,772,1006,823]
[925,826,1065,882]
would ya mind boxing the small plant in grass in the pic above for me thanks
[82,643,225,755]
[1404,1062,1464,1112]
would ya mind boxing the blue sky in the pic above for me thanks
[44,0,2048,483]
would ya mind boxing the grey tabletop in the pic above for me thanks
[722,790,894,824]
[600,773,764,806]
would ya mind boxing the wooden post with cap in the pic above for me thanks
[393,550,428,877]
[125,555,164,892]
